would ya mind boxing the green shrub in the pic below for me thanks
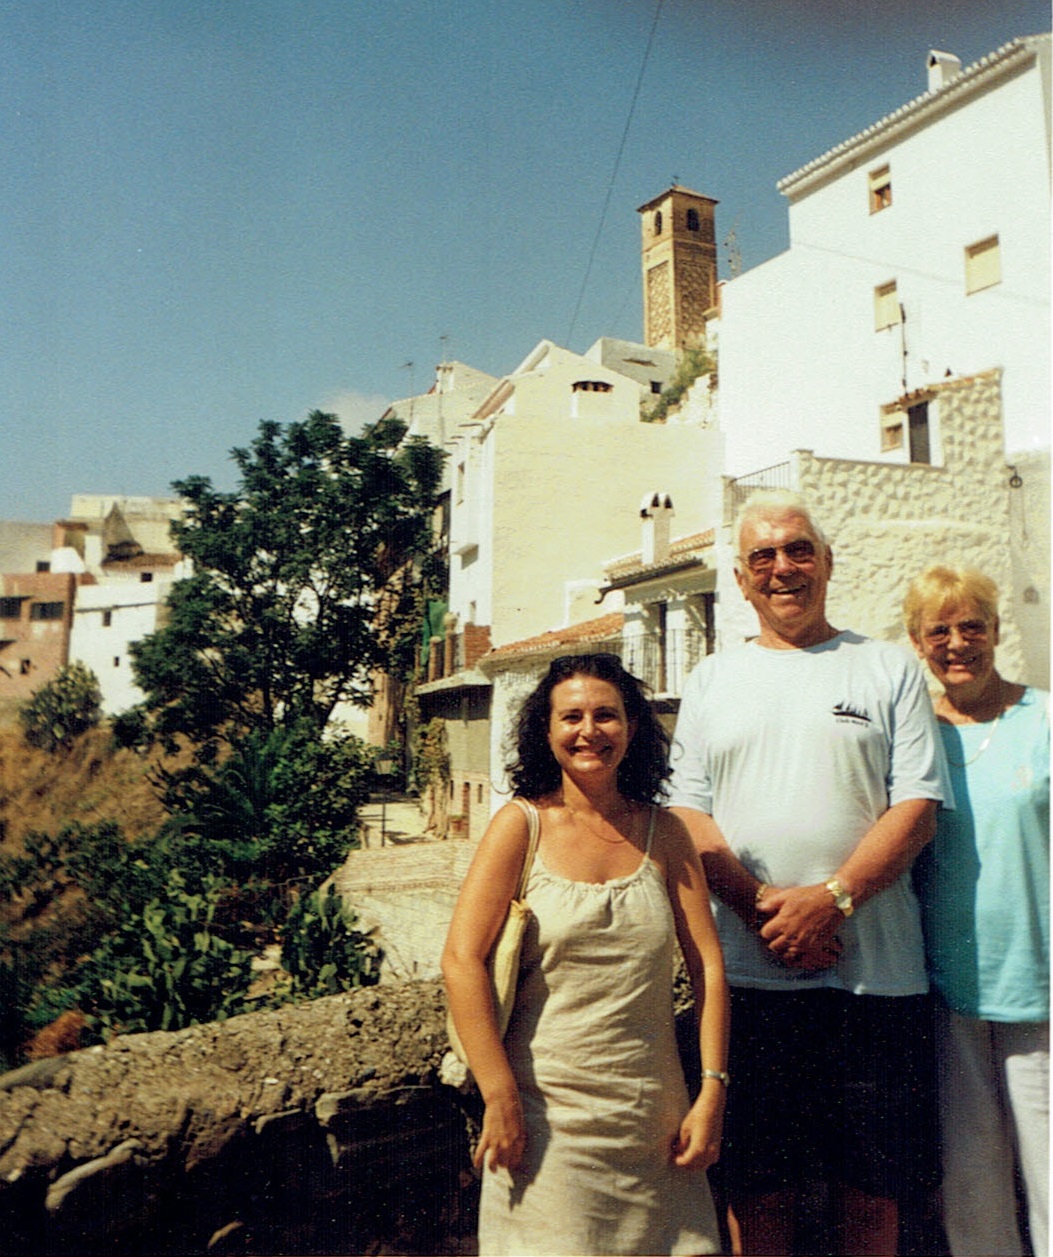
[77,869,255,1037]
[280,885,381,999]
[19,661,102,752]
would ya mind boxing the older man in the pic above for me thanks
[668,490,951,1257]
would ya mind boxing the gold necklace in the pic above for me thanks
[565,801,635,845]
[942,681,1008,767]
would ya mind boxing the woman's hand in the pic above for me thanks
[474,1086,526,1174]
[672,1090,725,1170]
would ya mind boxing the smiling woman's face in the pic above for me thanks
[546,674,635,783]
[912,598,999,698]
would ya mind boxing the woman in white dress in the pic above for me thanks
[443,653,728,1256]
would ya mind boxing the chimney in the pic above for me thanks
[640,492,674,566]
[927,50,962,92]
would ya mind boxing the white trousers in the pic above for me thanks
[937,1006,1049,1257]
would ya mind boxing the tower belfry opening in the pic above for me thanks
[637,186,718,351]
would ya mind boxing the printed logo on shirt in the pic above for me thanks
[832,700,872,725]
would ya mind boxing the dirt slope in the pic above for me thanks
[0,726,166,851]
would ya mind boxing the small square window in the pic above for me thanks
[0,597,23,619]
[965,235,1000,294]
[880,414,904,451]
[869,165,892,213]
[874,281,901,331]
[140,571,154,583]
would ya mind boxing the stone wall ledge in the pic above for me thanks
[0,980,476,1256]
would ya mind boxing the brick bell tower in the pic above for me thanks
[637,186,718,351]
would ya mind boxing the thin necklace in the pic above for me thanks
[565,800,635,845]
[942,682,1008,767]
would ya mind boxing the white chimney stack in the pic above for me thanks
[640,492,674,566]
[927,50,962,92]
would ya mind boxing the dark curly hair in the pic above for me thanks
[506,653,671,803]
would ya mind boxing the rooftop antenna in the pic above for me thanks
[724,223,742,277]
[401,361,416,424]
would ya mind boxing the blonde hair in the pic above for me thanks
[903,565,1000,640]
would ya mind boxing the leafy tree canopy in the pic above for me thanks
[131,411,444,754]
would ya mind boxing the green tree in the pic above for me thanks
[131,410,445,758]
[19,661,102,752]
[166,719,373,894]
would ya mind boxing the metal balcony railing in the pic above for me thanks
[726,461,793,521]
[618,628,709,696]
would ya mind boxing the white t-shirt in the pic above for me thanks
[667,631,951,994]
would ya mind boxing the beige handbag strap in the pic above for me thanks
[510,798,541,899]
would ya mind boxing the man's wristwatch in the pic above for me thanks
[825,877,854,917]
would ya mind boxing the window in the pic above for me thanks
[102,610,113,627]
[20,659,31,675]
[965,235,1000,294]
[654,210,663,235]
[908,401,931,464]
[686,208,700,231]
[0,597,22,619]
[869,165,892,213]
[35,561,50,573]
[140,571,153,583]
[874,281,901,331]
[29,601,64,621]
[113,657,121,668]
[650,381,662,394]
[880,413,904,452]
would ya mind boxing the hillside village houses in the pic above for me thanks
[411,34,1050,899]
[0,35,1048,981]
[0,496,186,721]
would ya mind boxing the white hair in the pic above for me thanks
[733,490,829,562]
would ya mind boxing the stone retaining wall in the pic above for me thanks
[0,980,478,1256]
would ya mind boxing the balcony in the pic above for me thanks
[726,461,793,521]
[543,627,709,699]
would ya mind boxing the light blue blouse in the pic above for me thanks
[915,687,1050,1021]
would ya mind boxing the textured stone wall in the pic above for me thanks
[718,370,1036,681]
[0,981,477,1256]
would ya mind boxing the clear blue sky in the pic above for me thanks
[4,0,1048,522]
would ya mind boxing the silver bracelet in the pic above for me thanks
[702,1068,731,1088]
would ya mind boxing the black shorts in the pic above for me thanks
[714,987,939,1202]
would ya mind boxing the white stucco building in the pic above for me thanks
[718,36,1050,474]
[445,336,719,652]
[58,495,188,715]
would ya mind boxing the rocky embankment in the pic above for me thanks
[0,979,478,1256]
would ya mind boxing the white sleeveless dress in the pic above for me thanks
[478,808,720,1256]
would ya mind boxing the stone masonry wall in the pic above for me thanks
[0,981,478,1256]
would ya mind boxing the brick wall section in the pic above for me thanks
[462,624,492,670]
[0,571,84,704]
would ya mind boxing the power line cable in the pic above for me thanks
[565,0,666,349]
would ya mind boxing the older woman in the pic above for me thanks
[443,653,727,1256]
[904,566,1049,1257]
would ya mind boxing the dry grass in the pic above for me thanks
[0,724,167,852]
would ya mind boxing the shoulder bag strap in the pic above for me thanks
[510,797,541,899]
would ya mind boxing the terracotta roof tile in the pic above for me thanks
[484,611,625,661]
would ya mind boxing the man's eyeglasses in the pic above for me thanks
[922,619,990,645]
[740,539,817,574]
